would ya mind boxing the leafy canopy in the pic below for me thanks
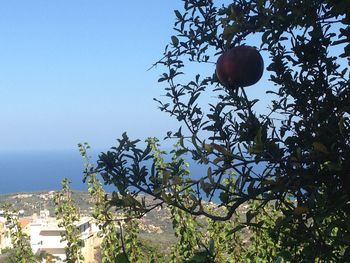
[92,0,350,261]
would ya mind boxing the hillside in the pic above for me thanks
[0,191,179,252]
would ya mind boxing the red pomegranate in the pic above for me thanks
[216,45,264,88]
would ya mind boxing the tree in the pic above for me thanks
[79,143,122,262]
[79,143,145,263]
[54,179,84,263]
[93,0,350,261]
[2,205,36,263]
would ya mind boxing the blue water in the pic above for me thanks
[0,151,208,195]
[0,151,262,204]
[0,151,89,194]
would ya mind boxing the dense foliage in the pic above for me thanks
[54,179,84,263]
[79,143,146,263]
[81,141,283,262]
[92,0,350,261]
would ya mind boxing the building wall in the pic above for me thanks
[29,217,101,262]
[0,219,12,252]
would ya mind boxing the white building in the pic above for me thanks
[29,211,99,262]
[0,217,12,252]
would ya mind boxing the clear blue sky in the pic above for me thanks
[0,1,271,153]
[0,1,187,152]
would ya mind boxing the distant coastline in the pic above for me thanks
[0,150,255,204]
[0,151,87,194]
[0,150,207,194]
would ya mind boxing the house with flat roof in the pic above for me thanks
[29,213,100,262]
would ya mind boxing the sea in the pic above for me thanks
[0,150,264,205]
[0,150,208,195]
[0,151,89,194]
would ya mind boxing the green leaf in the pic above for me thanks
[275,256,283,263]
[115,254,129,263]
[211,143,232,157]
[246,210,258,223]
[223,24,239,37]
[293,206,308,215]
[208,238,215,254]
[200,179,212,197]
[249,144,263,154]
[173,176,182,185]
[312,142,329,154]
[213,156,225,164]
[161,192,171,202]
[171,35,179,46]
[174,10,182,19]
[219,192,229,203]
[188,251,209,262]
[227,224,245,235]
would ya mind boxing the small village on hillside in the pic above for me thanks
[0,209,98,262]
[0,191,176,262]
[0,190,211,262]
[0,191,252,262]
